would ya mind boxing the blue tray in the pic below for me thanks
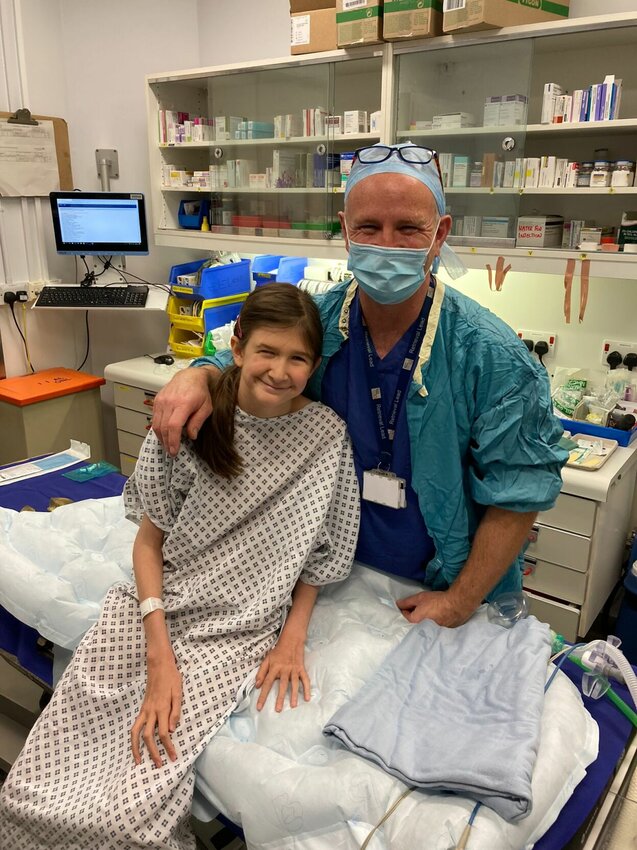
[559,417,637,447]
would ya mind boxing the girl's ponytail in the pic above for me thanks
[194,365,243,479]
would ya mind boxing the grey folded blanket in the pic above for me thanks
[323,613,552,822]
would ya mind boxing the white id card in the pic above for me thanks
[362,470,407,509]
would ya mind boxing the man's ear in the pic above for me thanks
[230,335,243,367]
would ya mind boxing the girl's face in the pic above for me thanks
[231,324,319,418]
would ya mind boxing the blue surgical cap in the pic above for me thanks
[343,142,467,280]
[344,142,446,216]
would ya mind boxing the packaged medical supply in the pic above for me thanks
[451,155,470,187]
[443,0,571,33]
[469,161,483,188]
[291,7,338,55]
[590,161,612,187]
[343,110,368,134]
[516,215,564,248]
[611,161,635,188]
[553,377,587,417]
[63,461,119,482]
[481,216,511,238]
[498,94,527,126]
[382,0,443,41]
[369,110,382,132]
[337,0,382,47]
[619,211,637,248]
[483,96,501,126]
[577,162,594,187]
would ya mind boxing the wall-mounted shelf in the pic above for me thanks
[159,133,379,150]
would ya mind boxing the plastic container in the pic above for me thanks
[252,254,284,287]
[177,199,210,229]
[590,161,611,188]
[558,417,637,447]
[203,294,248,334]
[577,162,594,188]
[168,326,204,358]
[169,258,251,300]
[611,161,636,188]
[276,256,308,285]
[167,292,248,334]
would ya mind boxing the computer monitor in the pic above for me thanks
[49,192,149,256]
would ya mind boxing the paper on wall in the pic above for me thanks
[0,119,59,196]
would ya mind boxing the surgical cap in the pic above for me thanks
[343,142,467,280]
[344,142,446,216]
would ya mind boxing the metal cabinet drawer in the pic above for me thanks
[538,493,596,536]
[115,407,153,438]
[119,453,138,477]
[526,525,591,573]
[113,383,156,415]
[118,430,145,458]
[523,558,587,605]
[525,591,581,643]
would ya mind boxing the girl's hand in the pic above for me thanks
[255,635,310,712]
[131,655,182,767]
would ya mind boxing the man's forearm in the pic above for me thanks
[449,506,537,614]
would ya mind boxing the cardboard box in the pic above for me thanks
[290,0,336,12]
[443,0,570,33]
[291,7,338,54]
[516,215,564,248]
[383,0,442,41]
[337,0,383,47]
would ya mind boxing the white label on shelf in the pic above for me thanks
[343,0,368,8]
[291,15,310,45]
[443,0,466,10]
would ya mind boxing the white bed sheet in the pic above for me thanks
[0,498,599,848]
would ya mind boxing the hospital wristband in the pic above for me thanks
[139,597,165,619]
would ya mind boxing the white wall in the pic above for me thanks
[4,0,637,464]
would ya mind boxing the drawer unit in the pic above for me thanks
[115,407,153,438]
[526,525,591,573]
[538,493,596,536]
[118,430,146,458]
[525,591,581,643]
[113,383,156,415]
[119,453,138,477]
[523,558,587,606]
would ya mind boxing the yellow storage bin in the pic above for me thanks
[168,326,204,359]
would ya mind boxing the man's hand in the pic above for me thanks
[396,589,474,628]
[152,367,215,456]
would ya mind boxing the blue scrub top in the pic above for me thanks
[322,293,434,582]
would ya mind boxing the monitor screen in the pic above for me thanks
[49,192,149,256]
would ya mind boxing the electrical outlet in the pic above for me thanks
[27,281,44,301]
[601,339,637,367]
[516,330,557,356]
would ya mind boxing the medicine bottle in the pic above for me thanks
[577,162,594,187]
[590,161,612,187]
[611,161,636,188]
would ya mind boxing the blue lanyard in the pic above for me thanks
[362,279,436,471]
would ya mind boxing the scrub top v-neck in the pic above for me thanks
[322,292,434,582]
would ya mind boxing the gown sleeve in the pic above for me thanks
[122,431,193,533]
[300,429,360,586]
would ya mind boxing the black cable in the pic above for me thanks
[9,302,35,372]
[111,263,171,293]
[77,310,90,371]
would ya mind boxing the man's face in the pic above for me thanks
[340,173,449,253]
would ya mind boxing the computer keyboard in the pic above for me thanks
[35,285,149,308]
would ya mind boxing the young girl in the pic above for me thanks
[0,283,360,850]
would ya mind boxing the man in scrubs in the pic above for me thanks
[152,143,567,627]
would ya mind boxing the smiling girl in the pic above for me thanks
[0,283,360,850]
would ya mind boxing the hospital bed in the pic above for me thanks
[0,457,635,849]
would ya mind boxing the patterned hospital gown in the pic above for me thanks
[0,403,360,849]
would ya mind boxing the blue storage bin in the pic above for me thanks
[252,254,284,287]
[559,417,637,447]
[277,256,308,285]
[203,298,248,334]
[170,259,251,300]
[178,199,210,229]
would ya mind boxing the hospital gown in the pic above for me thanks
[0,402,360,850]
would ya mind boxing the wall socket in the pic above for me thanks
[517,329,557,356]
[601,339,637,367]
[0,281,45,302]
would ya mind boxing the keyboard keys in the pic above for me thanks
[35,285,149,308]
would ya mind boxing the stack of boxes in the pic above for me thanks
[442,0,570,33]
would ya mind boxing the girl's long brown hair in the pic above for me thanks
[194,283,322,479]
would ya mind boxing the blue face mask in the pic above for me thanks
[346,229,438,306]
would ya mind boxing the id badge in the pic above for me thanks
[362,470,407,509]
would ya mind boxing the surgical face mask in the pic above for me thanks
[345,225,439,306]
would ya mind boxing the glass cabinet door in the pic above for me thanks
[393,38,533,249]
[149,51,382,253]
